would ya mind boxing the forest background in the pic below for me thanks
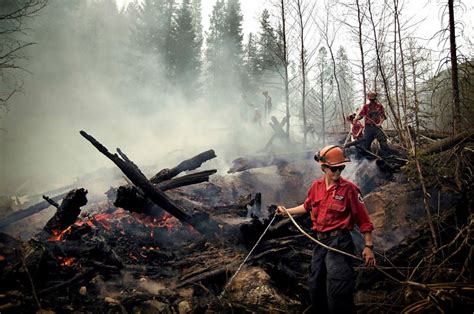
[0,0,472,196]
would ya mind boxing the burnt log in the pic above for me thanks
[150,150,217,184]
[41,188,88,235]
[114,170,217,216]
[0,192,68,230]
[157,170,217,191]
[263,116,289,151]
[228,151,314,173]
[80,131,220,238]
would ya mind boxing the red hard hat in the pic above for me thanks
[314,145,350,166]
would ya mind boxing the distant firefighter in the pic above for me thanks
[262,91,272,118]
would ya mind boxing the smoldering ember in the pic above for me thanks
[1,0,473,313]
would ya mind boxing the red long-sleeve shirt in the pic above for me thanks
[359,102,386,125]
[303,177,374,233]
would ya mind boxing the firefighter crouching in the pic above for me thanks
[277,145,375,313]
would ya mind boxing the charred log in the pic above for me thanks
[228,151,314,173]
[157,170,217,191]
[80,131,220,238]
[150,150,217,184]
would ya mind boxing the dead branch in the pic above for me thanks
[156,170,217,191]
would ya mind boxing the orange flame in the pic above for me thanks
[57,256,75,267]
[49,225,73,241]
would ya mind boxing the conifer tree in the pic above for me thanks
[171,0,201,97]
[335,46,355,115]
[205,0,244,104]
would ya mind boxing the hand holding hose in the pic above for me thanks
[363,247,376,268]
[276,205,287,215]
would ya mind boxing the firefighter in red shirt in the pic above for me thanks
[355,91,394,156]
[277,145,375,313]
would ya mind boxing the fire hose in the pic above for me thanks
[220,208,402,299]
[280,206,402,283]
[219,213,278,298]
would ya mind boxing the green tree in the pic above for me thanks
[205,0,244,105]
[243,32,260,96]
[309,47,334,145]
[170,0,201,98]
[335,46,355,115]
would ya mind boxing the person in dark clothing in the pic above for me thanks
[263,91,272,118]
[277,145,376,313]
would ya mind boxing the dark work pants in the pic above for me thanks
[363,124,394,157]
[308,233,356,314]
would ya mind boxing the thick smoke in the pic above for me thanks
[0,0,269,197]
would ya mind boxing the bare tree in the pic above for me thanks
[292,0,317,146]
[277,0,292,139]
[314,0,349,131]
[366,0,407,144]
[447,0,462,134]
[355,0,367,100]
[0,0,48,119]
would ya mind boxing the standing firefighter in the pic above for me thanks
[355,91,392,156]
[277,145,375,313]
[263,91,272,118]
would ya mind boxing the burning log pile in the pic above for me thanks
[1,130,473,313]
[0,131,311,312]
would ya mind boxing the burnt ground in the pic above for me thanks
[1,146,473,313]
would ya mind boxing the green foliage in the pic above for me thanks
[422,60,474,133]
[170,0,202,97]
[205,0,244,104]
[336,46,356,113]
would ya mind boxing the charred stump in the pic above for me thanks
[41,188,88,236]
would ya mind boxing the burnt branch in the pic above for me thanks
[42,195,59,209]
[150,150,217,183]
[156,170,217,191]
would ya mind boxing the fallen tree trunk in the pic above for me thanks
[80,131,220,238]
[0,192,68,230]
[228,151,314,173]
[419,129,474,155]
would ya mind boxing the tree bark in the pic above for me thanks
[448,0,462,134]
